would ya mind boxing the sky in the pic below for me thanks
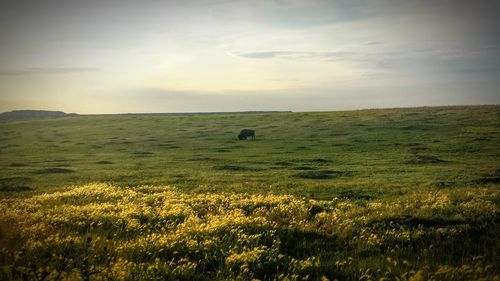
[0,0,499,114]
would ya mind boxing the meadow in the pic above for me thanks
[0,105,499,280]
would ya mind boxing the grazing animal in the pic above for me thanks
[238,129,255,140]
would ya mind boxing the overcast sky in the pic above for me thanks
[0,0,499,113]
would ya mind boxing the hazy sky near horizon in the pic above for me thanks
[0,0,499,113]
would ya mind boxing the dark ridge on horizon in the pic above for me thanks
[0,110,79,120]
[88,111,293,116]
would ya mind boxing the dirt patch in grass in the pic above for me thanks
[213,165,260,172]
[398,125,418,130]
[292,166,317,170]
[408,155,446,164]
[408,143,428,153]
[188,157,220,162]
[435,181,457,188]
[132,151,154,157]
[473,136,490,142]
[375,215,464,228]
[295,146,310,150]
[310,158,331,163]
[410,147,428,153]
[475,177,500,184]
[332,143,350,147]
[0,176,32,181]
[95,160,114,164]
[229,145,245,149]
[275,161,294,166]
[0,185,33,192]
[473,169,500,184]
[157,143,180,149]
[336,189,373,200]
[45,160,72,167]
[10,163,28,167]
[294,170,352,179]
[34,167,75,174]
[0,177,33,192]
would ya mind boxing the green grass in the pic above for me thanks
[1,105,498,198]
[0,105,499,280]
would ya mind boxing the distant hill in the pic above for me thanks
[119,111,292,116]
[0,110,79,120]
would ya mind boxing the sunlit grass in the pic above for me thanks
[1,183,498,280]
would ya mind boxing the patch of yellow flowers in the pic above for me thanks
[0,183,498,280]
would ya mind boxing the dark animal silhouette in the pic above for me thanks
[238,129,255,140]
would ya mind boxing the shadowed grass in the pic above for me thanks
[95,160,114,165]
[295,170,353,179]
[34,167,75,174]
[408,155,446,164]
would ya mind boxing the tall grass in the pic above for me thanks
[1,183,498,280]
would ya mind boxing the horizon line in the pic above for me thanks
[1,104,499,116]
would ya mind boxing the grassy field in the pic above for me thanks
[0,105,499,280]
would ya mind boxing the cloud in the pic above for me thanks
[456,67,500,74]
[233,46,499,62]
[0,67,99,76]
[231,51,368,62]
